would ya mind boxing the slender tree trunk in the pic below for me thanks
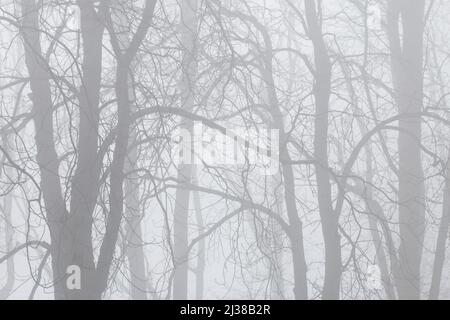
[304,0,341,300]
[67,0,105,299]
[267,173,286,299]
[340,60,396,299]
[124,139,148,300]
[282,161,308,300]
[21,0,68,299]
[262,26,308,302]
[387,0,425,300]
[0,148,14,299]
[210,5,308,299]
[192,170,205,300]
[109,0,149,300]
[429,46,450,300]
[266,55,308,301]
[95,0,157,298]
[429,166,450,299]
[173,0,198,300]
[94,61,132,297]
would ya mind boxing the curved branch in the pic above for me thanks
[0,241,50,265]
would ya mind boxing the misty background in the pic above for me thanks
[0,0,449,300]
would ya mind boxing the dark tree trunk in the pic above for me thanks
[95,0,157,298]
[387,0,426,300]
[21,0,69,300]
[66,0,105,299]
[304,0,341,300]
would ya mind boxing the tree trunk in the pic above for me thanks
[429,168,450,299]
[67,0,105,299]
[263,28,308,302]
[21,0,69,299]
[125,140,148,300]
[173,0,198,300]
[304,0,341,300]
[192,170,205,300]
[428,44,450,301]
[0,150,14,299]
[266,57,308,301]
[95,0,157,298]
[110,0,149,300]
[387,0,425,300]
[341,59,396,299]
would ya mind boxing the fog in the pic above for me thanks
[0,0,449,300]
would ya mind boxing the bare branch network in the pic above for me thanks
[0,0,449,300]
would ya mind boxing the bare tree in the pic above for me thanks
[1,0,450,301]
[387,0,426,299]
